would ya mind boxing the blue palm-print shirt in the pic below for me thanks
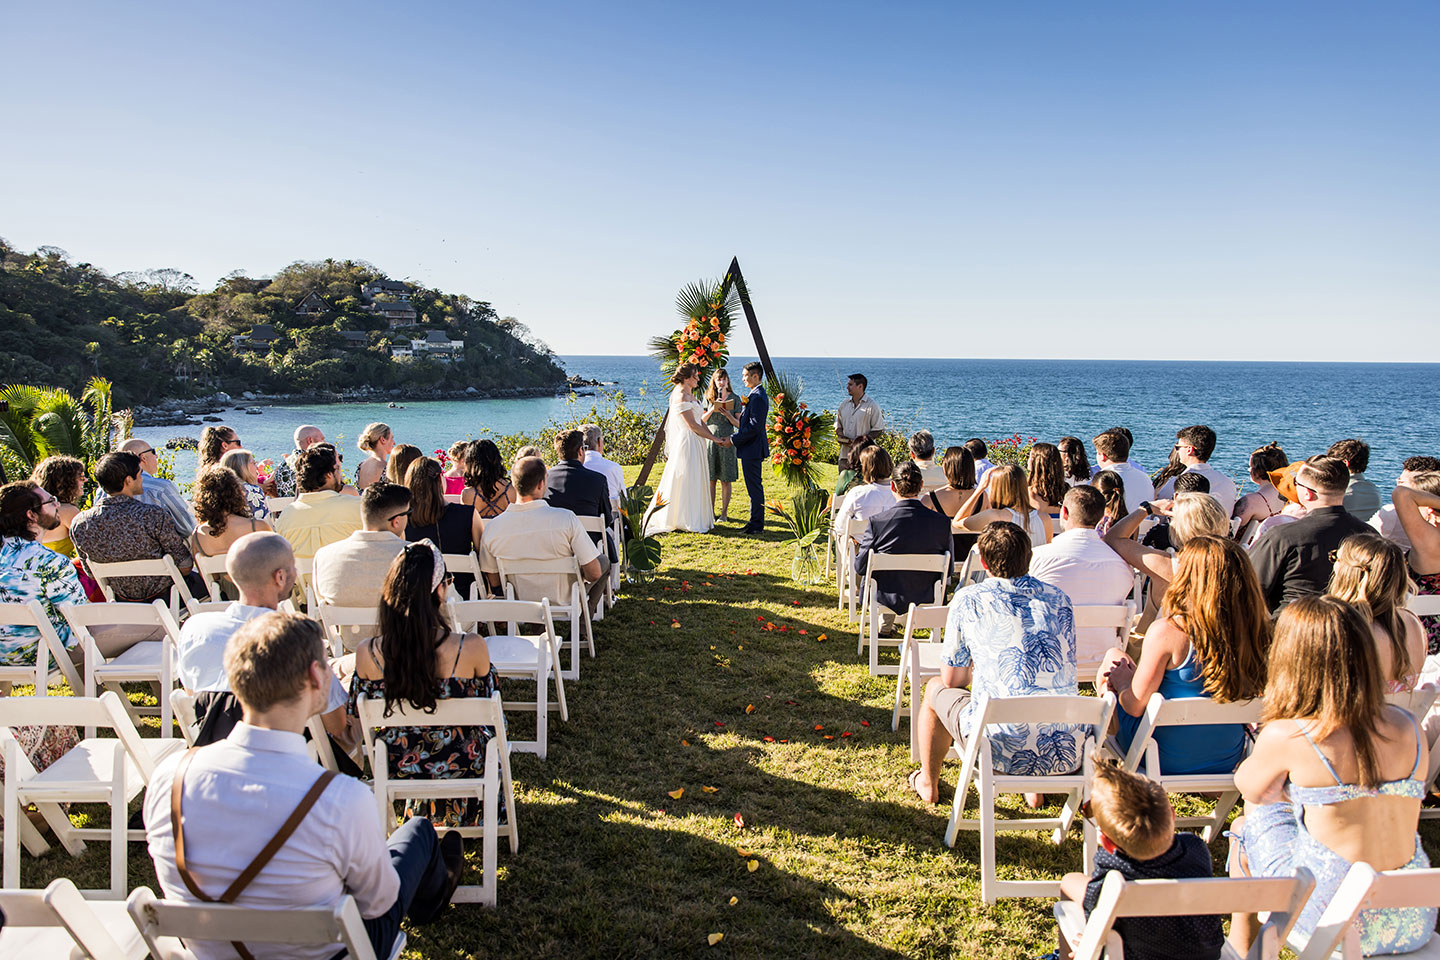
[0,536,87,666]
[943,575,1083,775]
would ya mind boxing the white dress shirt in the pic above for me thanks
[832,482,898,538]
[1097,460,1155,514]
[177,603,346,711]
[479,499,601,603]
[1155,463,1237,517]
[144,723,399,960]
[1370,504,1412,552]
[582,450,626,501]
[1028,528,1136,664]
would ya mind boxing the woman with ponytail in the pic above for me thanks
[1092,470,1128,535]
[348,540,499,826]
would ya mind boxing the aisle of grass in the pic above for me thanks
[17,463,1440,958]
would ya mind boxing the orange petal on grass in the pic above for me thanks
[747,859,759,873]
[824,734,834,740]
[667,788,684,799]
[734,812,746,830]
[745,704,756,714]
[798,629,808,635]
[816,633,828,642]
[729,896,739,906]
[671,621,682,629]
[681,739,690,746]
[708,933,724,946]
[736,847,754,857]
[702,786,719,794]
[860,720,871,727]
[762,736,775,743]
[814,724,825,731]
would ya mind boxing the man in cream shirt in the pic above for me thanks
[835,372,885,471]
[313,483,410,651]
[274,444,362,558]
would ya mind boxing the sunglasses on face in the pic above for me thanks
[388,511,411,522]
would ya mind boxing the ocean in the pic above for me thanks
[132,356,1438,495]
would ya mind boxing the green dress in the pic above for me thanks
[706,397,739,482]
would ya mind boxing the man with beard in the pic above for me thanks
[0,480,89,667]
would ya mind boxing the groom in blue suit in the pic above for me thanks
[730,361,769,533]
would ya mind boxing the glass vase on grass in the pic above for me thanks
[767,485,830,586]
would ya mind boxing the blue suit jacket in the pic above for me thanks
[853,499,952,613]
[731,384,769,462]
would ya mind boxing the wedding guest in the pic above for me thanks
[1250,455,1371,612]
[1391,473,1440,654]
[1149,446,1188,500]
[1092,470,1128,535]
[580,424,626,501]
[1231,442,1288,534]
[1028,442,1067,517]
[1327,438,1381,522]
[545,430,615,572]
[1057,436,1092,487]
[964,438,995,480]
[921,445,979,563]
[1140,472,1210,552]
[832,445,897,543]
[190,466,272,598]
[197,424,241,471]
[349,540,499,827]
[835,373,885,471]
[908,430,945,489]
[1155,425,1237,517]
[219,448,270,521]
[955,464,1051,546]
[403,458,477,595]
[1226,596,1434,957]
[1099,536,1270,775]
[1249,460,1307,545]
[703,370,741,522]
[272,424,325,497]
[441,442,468,496]
[29,454,86,557]
[1092,429,1153,513]
[115,437,197,537]
[1104,493,1231,627]
[273,444,363,559]
[463,439,517,533]
[1370,455,1440,551]
[313,483,410,629]
[853,462,952,635]
[387,443,423,487]
[1327,534,1424,692]
[512,445,542,464]
[834,436,874,499]
[356,422,395,490]
[0,481,88,667]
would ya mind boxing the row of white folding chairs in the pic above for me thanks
[856,551,951,676]
[85,555,195,621]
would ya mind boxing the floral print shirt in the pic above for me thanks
[0,536,87,666]
[71,495,193,601]
[942,574,1084,775]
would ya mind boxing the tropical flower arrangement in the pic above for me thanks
[765,371,836,489]
[766,484,830,584]
[617,483,664,580]
[647,279,741,392]
[433,448,452,469]
[255,458,276,485]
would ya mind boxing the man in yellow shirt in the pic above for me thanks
[273,444,363,559]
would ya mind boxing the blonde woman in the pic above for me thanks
[955,464,1051,546]
[1327,533,1425,692]
[356,422,395,490]
[219,449,270,521]
[1103,492,1231,627]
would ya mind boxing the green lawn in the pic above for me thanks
[16,463,1440,958]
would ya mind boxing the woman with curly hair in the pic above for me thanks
[190,465,271,563]
[197,425,240,470]
[1027,442,1067,517]
[29,454,87,557]
[441,441,469,496]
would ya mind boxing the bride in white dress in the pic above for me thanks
[646,364,732,535]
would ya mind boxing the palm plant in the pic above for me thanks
[0,377,126,477]
[647,279,742,394]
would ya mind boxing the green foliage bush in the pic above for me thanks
[485,389,662,466]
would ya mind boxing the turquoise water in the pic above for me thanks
[133,356,1438,493]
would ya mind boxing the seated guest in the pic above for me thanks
[386,443,424,487]
[479,457,605,615]
[440,442,467,495]
[1028,442,1067,517]
[190,466,272,597]
[833,445,897,541]
[545,430,615,573]
[313,483,410,642]
[834,436,875,499]
[176,531,349,745]
[1140,472,1210,552]
[909,521,1081,803]
[274,444,363,559]
[219,448,271,521]
[1249,460,1307,545]
[921,445,979,562]
[355,422,396,491]
[1155,425,1237,517]
[1092,429,1154,513]
[403,458,477,597]
[963,438,994,482]
[1328,533,1425,692]
[197,424,242,471]
[1092,470,1128,535]
[349,541,499,827]
[1250,455,1372,613]
[1056,763,1222,960]
[1370,455,1440,551]
[853,462,952,635]
[1391,473,1440,656]
[955,464,1052,546]
[272,424,325,497]
[1099,536,1270,775]
[72,451,199,601]
[1328,438,1381,522]
[1029,486,1136,667]
[1057,436,1092,488]
[581,424,626,502]
[512,444,542,464]
[115,437,197,537]
[1105,493,1231,628]
[463,439,517,531]
[1232,442,1289,533]
[29,454,86,558]
[908,430,944,489]
[0,481,88,668]
[1227,596,1434,957]
[146,610,465,960]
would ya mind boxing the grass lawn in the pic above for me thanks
[15,462,1440,958]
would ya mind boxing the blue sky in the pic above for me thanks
[3,1,1437,361]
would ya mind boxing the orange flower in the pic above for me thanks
[776,393,785,401]
[701,336,711,346]
[699,358,708,366]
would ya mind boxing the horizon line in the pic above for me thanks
[559,354,1439,366]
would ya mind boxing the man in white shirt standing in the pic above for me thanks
[835,372,885,471]
[1154,425,1237,517]
[1092,429,1155,514]
[146,611,463,960]
[580,423,626,501]
[1029,486,1136,666]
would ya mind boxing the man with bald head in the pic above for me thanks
[176,531,350,746]
[270,425,326,497]
[110,437,196,536]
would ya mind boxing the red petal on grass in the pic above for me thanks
[762,736,775,743]
[791,600,800,606]
[841,731,853,738]
[798,629,808,635]
[860,720,871,727]
[714,721,726,727]
[734,812,746,829]
[785,700,798,705]
[814,724,824,731]
[755,616,766,622]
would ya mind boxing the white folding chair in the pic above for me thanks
[944,693,1114,902]
[1118,693,1265,841]
[294,556,317,610]
[1291,863,1440,960]
[85,555,194,619]
[314,600,380,658]
[1073,601,1139,679]
[442,550,488,601]
[1386,684,1439,717]
[355,692,518,907]
[305,713,342,772]
[1,691,185,898]
[835,516,868,623]
[171,688,198,746]
[448,598,568,759]
[1407,594,1440,617]
[62,599,182,737]
[1235,518,1261,548]
[0,599,84,695]
[857,552,950,676]
[890,603,949,753]
[192,553,230,602]
[495,556,593,682]
[608,497,624,599]
[0,877,150,960]
[126,886,404,960]
[264,495,295,516]
[182,599,233,617]
[954,544,985,587]
[576,516,615,619]
[1057,868,1316,960]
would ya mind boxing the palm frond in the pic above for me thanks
[33,401,88,459]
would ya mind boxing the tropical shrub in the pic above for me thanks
[0,377,128,488]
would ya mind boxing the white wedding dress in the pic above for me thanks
[645,387,714,534]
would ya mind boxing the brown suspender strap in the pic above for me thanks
[170,745,338,959]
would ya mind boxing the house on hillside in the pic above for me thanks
[294,292,330,316]
[390,344,414,359]
[362,279,411,301]
[230,323,279,352]
[338,330,370,351]
[410,329,464,362]
[371,299,418,328]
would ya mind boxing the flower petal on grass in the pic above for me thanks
[841,731,853,738]
[734,812,746,830]
[816,633,828,642]
[745,704,755,714]
[860,720,871,727]
[714,721,725,727]
[798,629,808,635]
[708,933,724,946]
[737,847,754,857]
[702,786,719,794]
[667,788,684,799]
[823,734,834,740]
[814,724,824,731]
[747,859,759,873]
[762,736,775,743]
[681,739,690,746]
[729,896,739,906]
